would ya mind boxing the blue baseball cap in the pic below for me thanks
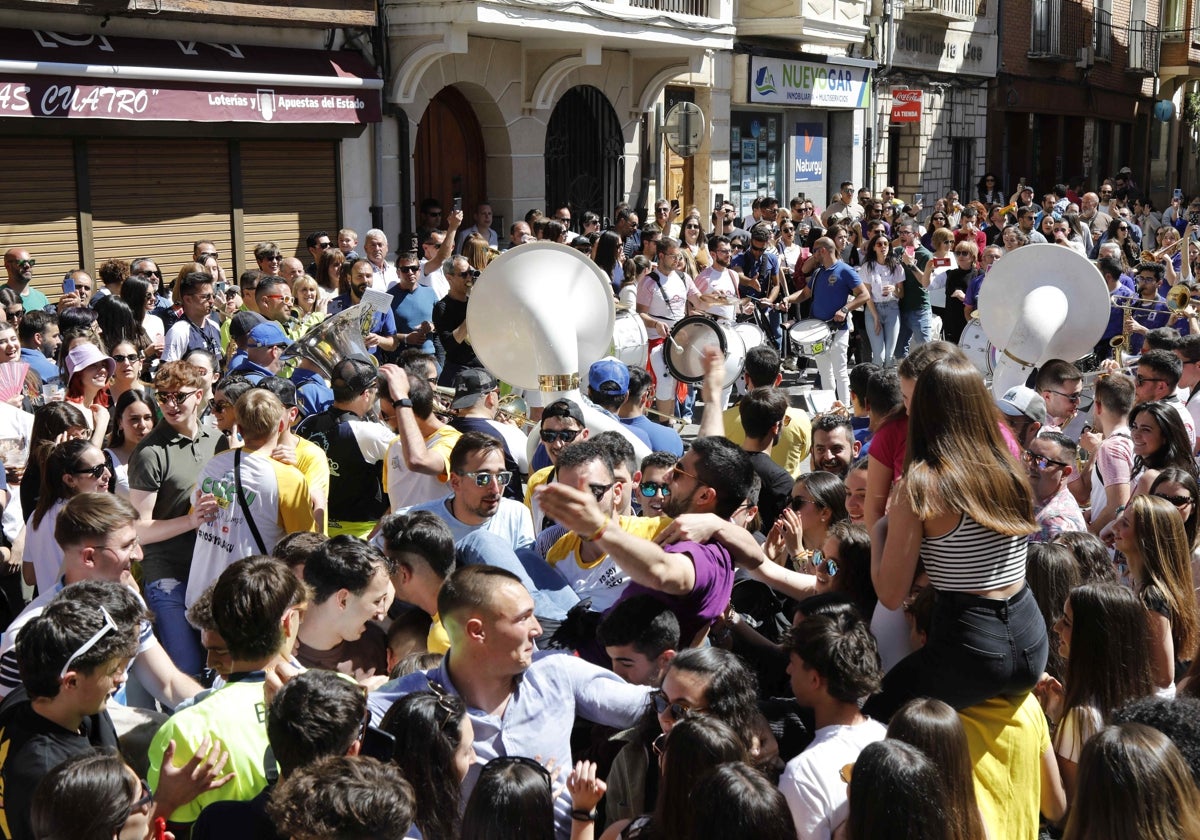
[246,322,290,348]
[588,356,629,397]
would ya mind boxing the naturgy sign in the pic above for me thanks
[749,56,871,109]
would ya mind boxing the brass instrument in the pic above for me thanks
[1141,239,1182,263]
[1111,302,1132,369]
[496,393,532,430]
[432,385,458,421]
[1166,283,1200,312]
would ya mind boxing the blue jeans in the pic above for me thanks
[144,578,205,677]
[867,300,901,367]
[865,584,1047,721]
[895,306,934,361]
[456,531,580,620]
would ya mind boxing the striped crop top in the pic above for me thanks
[920,513,1028,592]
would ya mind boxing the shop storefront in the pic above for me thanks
[731,53,873,216]
[0,27,381,294]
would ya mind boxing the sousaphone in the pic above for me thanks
[281,302,377,378]
[466,242,651,463]
[978,244,1110,397]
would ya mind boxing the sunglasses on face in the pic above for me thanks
[789,495,821,511]
[458,470,513,488]
[398,265,420,274]
[1153,492,1194,508]
[588,482,616,502]
[111,353,142,364]
[72,462,110,479]
[651,689,704,722]
[1023,450,1071,471]
[12,259,35,269]
[639,482,671,498]
[156,390,198,407]
[811,549,839,576]
[315,242,331,249]
[540,428,581,444]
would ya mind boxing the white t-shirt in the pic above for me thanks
[418,259,450,300]
[384,426,458,512]
[693,265,739,323]
[24,498,67,595]
[779,719,888,840]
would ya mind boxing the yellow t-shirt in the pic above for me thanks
[524,465,556,531]
[722,404,812,477]
[383,425,461,511]
[546,515,671,610]
[427,612,450,655]
[959,693,1051,840]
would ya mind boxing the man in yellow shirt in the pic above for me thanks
[379,510,457,654]
[254,376,330,532]
[722,344,811,477]
[545,440,670,611]
[525,399,589,532]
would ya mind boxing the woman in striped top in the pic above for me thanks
[866,350,1047,720]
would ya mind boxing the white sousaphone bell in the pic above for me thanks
[465,242,651,464]
[978,244,1111,397]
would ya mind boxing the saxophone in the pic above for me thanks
[1110,302,1132,368]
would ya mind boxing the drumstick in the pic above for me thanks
[669,335,685,353]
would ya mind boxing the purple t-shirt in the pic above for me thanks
[614,540,734,645]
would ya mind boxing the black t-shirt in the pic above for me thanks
[433,297,480,372]
[192,786,284,840]
[0,687,119,840]
[450,416,524,501]
[746,450,795,533]
[296,408,389,522]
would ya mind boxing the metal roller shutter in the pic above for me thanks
[88,139,233,288]
[241,140,339,268]
[0,139,80,299]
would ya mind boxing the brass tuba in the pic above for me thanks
[496,392,532,430]
[281,302,377,379]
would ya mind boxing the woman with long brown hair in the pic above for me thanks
[867,349,1045,719]
[1111,494,1200,690]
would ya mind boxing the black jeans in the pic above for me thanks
[864,584,1048,722]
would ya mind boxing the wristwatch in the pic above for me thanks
[392,397,414,408]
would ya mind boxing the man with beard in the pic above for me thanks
[402,432,535,550]
[538,435,753,647]
[328,259,399,360]
[434,255,481,386]
[810,414,860,479]
[693,235,740,324]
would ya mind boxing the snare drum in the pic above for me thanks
[664,315,747,389]
[610,308,648,369]
[733,321,768,355]
[958,318,995,375]
[788,319,834,356]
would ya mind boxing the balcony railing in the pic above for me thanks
[1094,8,1113,60]
[1029,0,1092,61]
[1128,19,1161,74]
[901,0,978,21]
[630,0,710,14]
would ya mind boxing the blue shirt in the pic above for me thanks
[328,294,397,359]
[290,368,333,419]
[810,261,862,330]
[731,250,780,299]
[620,414,684,457]
[226,358,274,384]
[388,284,438,355]
[368,651,650,840]
[19,348,58,386]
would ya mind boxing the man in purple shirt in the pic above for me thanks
[537,436,753,647]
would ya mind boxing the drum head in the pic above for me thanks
[665,316,727,383]
[733,322,766,351]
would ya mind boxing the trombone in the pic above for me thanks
[1140,240,1182,264]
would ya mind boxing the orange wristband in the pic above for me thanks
[582,517,610,542]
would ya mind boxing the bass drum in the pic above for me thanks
[733,321,768,356]
[958,317,996,375]
[664,315,746,389]
[610,308,648,369]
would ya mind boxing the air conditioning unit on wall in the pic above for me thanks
[1076,46,1095,68]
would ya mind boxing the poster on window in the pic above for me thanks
[768,118,777,143]
[741,138,757,164]
[793,121,824,183]
[731,126,741,146]
[742,166,757,191]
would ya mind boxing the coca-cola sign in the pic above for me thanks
[890,89,922,123]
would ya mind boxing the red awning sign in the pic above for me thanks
[891,89,922,123]
[0,28,382,124]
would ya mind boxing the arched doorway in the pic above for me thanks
[414,86,487,223]
[545,85,625,222]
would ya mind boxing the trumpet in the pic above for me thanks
[1141,240,1182,263]
[432,385,459,421]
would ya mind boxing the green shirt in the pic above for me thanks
[147,672,276,823]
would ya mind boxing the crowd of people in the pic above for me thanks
[3,168,1200,840]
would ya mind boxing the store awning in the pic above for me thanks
[0,28,382,124]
